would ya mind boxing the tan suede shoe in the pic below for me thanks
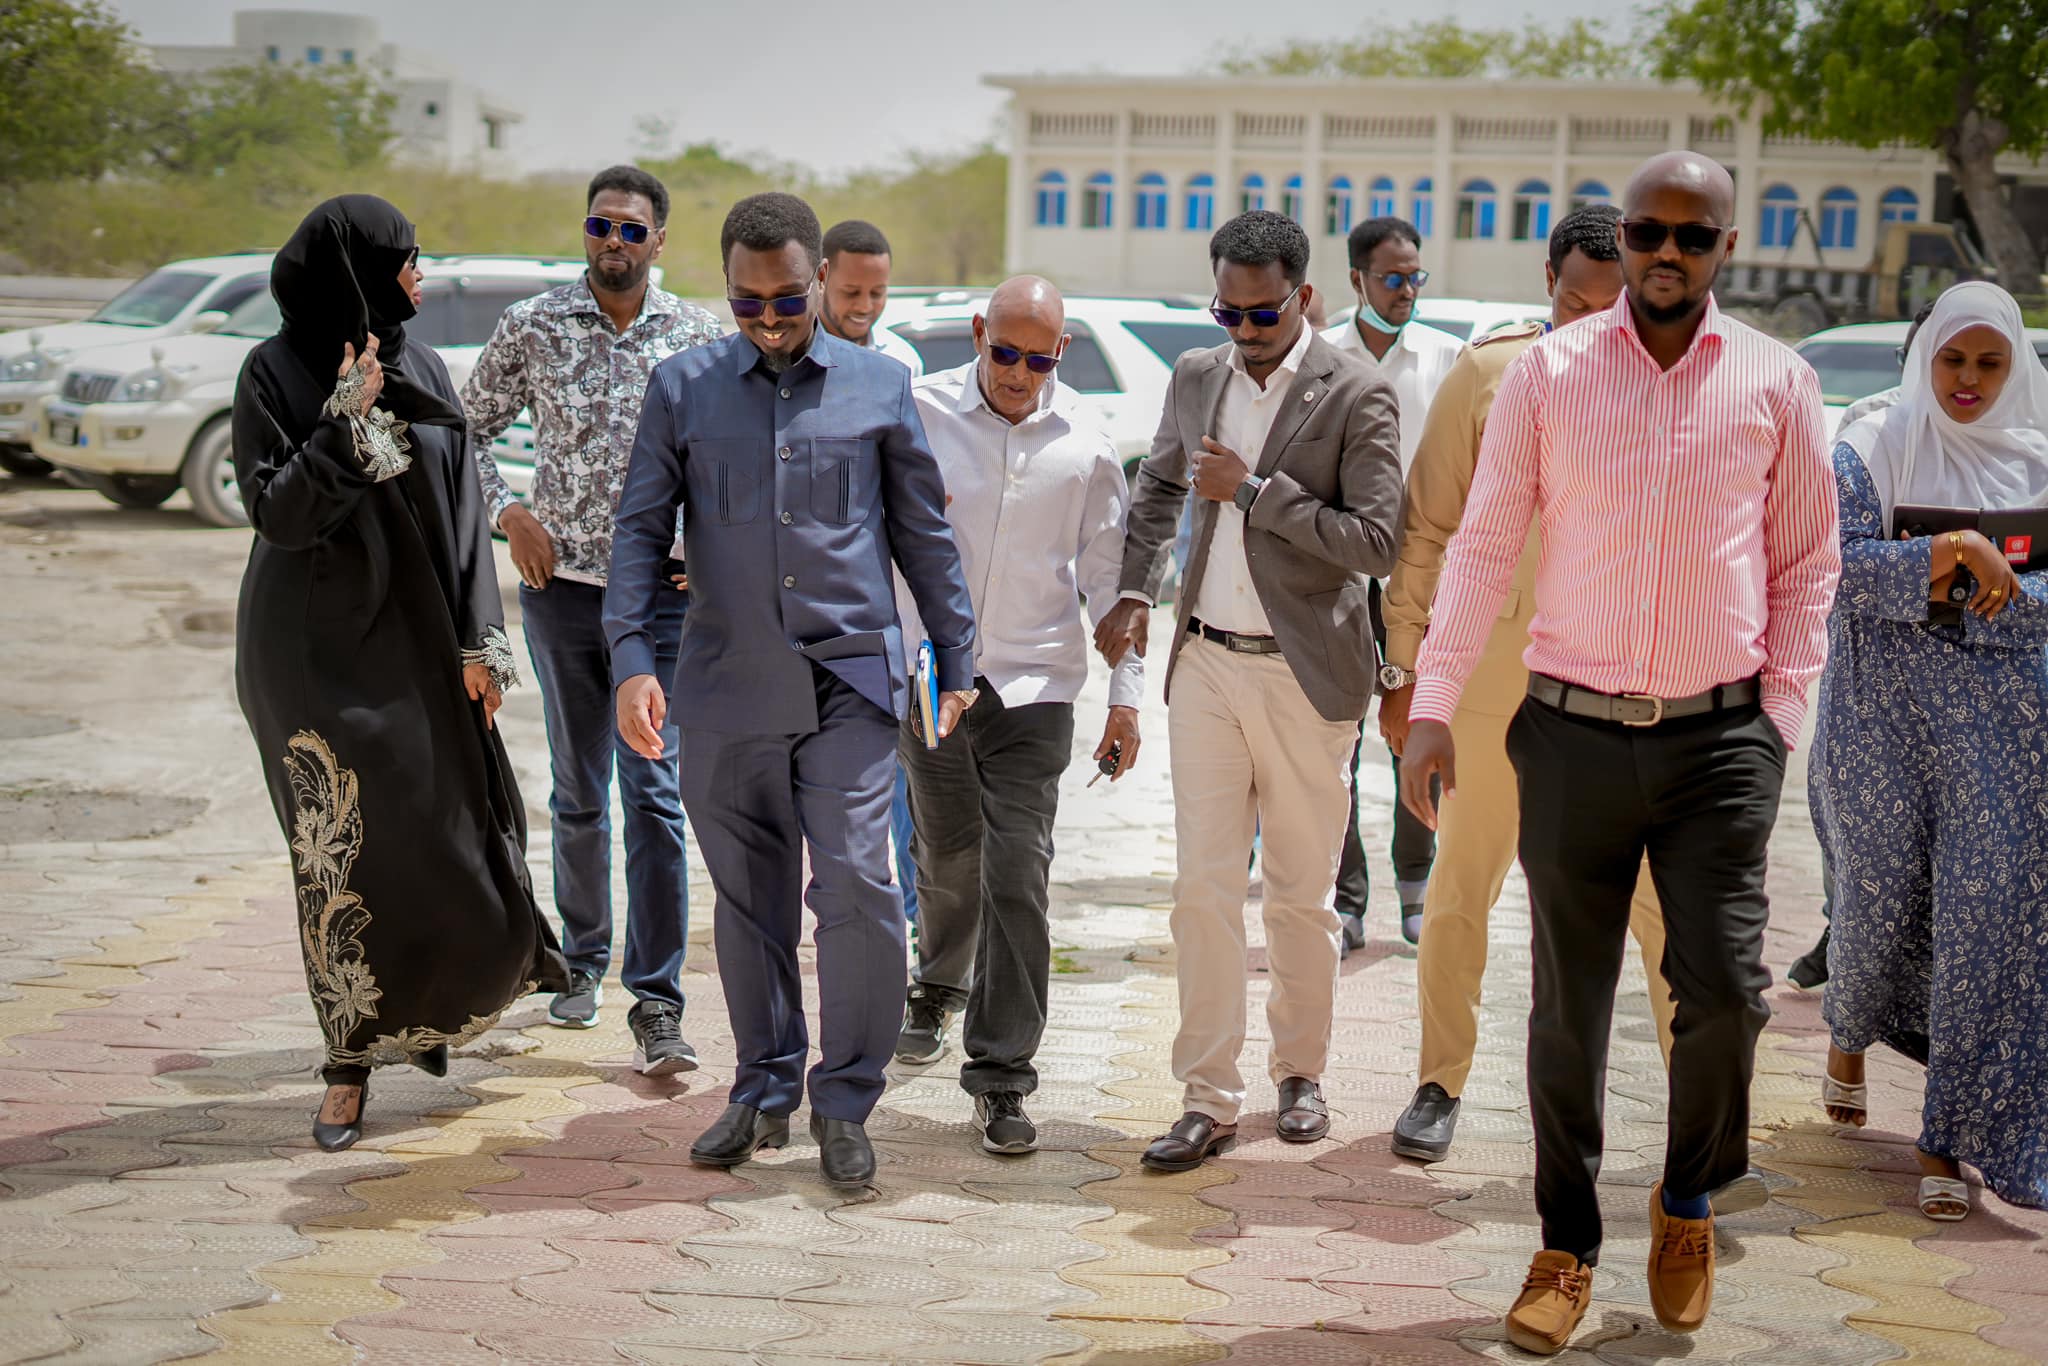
[1504,1249,1593,1355]
[1647,1182,1716,1332]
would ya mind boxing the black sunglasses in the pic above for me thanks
[584,215,652,245]
[987,343,1059,375]
[728,292,811,320]
[1620,220,1727,255]
[1210,288,1302,330]
[1375,270,1429,292]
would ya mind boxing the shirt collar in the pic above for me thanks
[1607,290,1729,359]
[732,322,842,377]
[1228,317,1314,385]
[957,359,1065,425]
[543,274,683,328]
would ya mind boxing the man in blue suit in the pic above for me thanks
[606,193,978,1188]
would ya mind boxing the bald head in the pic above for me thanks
[1624,152,1735,225]
[985,274,1064,332]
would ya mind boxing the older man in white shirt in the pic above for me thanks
[892,276,1143,1156]
[1324,216,1464,949]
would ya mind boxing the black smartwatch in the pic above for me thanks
[1233,474,1266,513]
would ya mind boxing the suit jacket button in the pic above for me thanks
[780,511,794,525]
[778,445,792,459]
[783,575,797,588]
[779,388,793,399]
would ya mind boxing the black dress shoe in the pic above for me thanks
[1141,1111,1238,1172]
[1276,1076,1331,1143]
[411,1044,449,1078]
[1787,924,1830,990]
[312,1082,367,1152]
[810,1115,876,1188]
[1391,1082,1460,1162]
[689,1103,790,1168]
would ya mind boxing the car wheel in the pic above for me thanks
[78,471,182,508]
[0,445,54,477]
[181,418,247,527]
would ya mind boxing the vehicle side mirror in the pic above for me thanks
[188,310,229,335]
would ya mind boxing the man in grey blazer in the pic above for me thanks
[1094,210,1402,1171]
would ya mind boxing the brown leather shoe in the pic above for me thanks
[1275,1076,1330,1143]
[1647,1182,1715,1332]
[1141,1112,1237,1172]
[1504,1249,1593,1355]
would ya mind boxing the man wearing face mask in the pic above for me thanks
[890,276,1143,1153]
[465,165,721,1070]
[1324,217,1463,949]
[607,192,976,1190]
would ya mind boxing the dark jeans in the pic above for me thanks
[520,578,688,1008]
[902,682,1074,1097]
[1336,580,1436,917]
[1508,693,1783,1265]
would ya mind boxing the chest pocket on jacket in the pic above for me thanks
[810,438,878,524]
[690,439,760,525]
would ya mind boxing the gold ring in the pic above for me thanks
[1991,587,2004,599]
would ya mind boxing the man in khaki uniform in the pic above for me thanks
[1375,205,1677,1163]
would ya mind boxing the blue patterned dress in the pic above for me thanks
[1810,443,2048,1209]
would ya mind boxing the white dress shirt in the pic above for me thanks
[1190,320,1317,635]
[1325,315,1464,476]
[897,361,1142,710]
[870,323,925,377]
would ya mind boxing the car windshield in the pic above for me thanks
[1122,320,1229,366]
[90,270,213,327]
[1796,339,1905,406]
[216,291,283,339]
[409,282,560,347]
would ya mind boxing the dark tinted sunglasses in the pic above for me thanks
[987,343,1059,374]
[1210,288,1301,329]
[728,292,811,320]
[1620,220,1726,255]
[1375,270,1429,292]
[584,215,652,245]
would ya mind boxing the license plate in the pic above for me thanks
[48,417,78,446]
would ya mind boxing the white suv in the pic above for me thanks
[32,256,591,526]
[0,254,274,476]
[883,294,1227,470]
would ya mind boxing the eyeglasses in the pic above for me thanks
[584,215,652,245]
[1374,270,1429,292]
[986,343,1060,375]
[1619,220,1727,256]
[727,292,811,320]
[1210,288,1302,330]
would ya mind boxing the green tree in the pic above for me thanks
[1218,18,1642,81]
[0,0,161,188]
[1650,0,2048,290]
[142,64,393,190]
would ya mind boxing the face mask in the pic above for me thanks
[1358,296,1405,337]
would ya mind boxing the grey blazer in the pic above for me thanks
[1117,332,1402,723]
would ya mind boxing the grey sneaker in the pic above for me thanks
[1337,910,1367,957]
[549,968,603,1029]
[628,1000,698,1077]
[976,1091,1037,1154]
[895,985,952,1064]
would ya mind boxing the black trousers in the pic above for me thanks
[1336,579,1436,917]
[1507,693,1783,1265]
[902,683,1074,1097]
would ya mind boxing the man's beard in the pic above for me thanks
[1637,288,1705,325]
[590,258,648,293]
[759,348,794,374]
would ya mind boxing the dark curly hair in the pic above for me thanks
[1346,216,1421,271]
[720,192,823,271]
[1209,210,1310,287]
[1548,203,1623,274]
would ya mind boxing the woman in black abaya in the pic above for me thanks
[233,195,567,1150]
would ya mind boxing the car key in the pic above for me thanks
[1087,741,1122,788]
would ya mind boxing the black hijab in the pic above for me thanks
[271,194,461,429]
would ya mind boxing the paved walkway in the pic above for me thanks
[2,482,2045,1364]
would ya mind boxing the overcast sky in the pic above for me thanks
[112,0,1629,177]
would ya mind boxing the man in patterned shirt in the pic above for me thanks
[465,165,723,1073]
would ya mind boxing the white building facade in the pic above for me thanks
[990,75,2044,305]
[151,9,522,177]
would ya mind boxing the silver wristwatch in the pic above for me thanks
[1378,663,1414,691]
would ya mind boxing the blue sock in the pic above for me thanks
[1661,1187,1711,1220]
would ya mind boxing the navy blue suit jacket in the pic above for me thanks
[606,328,976,735]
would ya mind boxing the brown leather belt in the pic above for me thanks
[1187,617,1283,655]
[1527,673,1760,728]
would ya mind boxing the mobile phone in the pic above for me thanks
[914,641,940,749]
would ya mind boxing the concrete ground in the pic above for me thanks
[1,476,2043,1365]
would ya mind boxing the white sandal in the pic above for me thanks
[1822,1071,1868,1126]
[1918,1175,1971,1222]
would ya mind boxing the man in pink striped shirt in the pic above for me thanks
[1400,152,1839,1355]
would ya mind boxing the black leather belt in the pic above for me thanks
[1187,617,1283,655]
[1527,673,1760,728]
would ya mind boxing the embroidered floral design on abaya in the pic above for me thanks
[283,730,382,1049]
[461,623,520,693]
[323,363,412,481]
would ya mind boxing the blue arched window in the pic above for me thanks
[1184,173,1216,232]
[1239,172,1266,214]
[1456,178,1498,240]
[1759,184,1800,249]
[1368,176,1397,219]
[1082,172,1114,230]
[1513,179,1552,241]
[1570,180,1611,210]
[1282,173,1307,224]
[1819,187,1858,249]
[1033,171,1067,228]
[1134,173,1169,230]
[1412,177,1435,238]
[1880,186,1919,225]
[1325,176,1354,236]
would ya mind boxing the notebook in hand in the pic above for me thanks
[913,640,940,750]
[1894,504,2048,571]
